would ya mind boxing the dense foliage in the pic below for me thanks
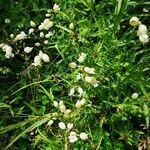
[0,0,150,149]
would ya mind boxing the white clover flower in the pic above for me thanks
[68,131,78,143]
[79,132,88,140]
[5,19,10,24]
[53,3,60,13]
[131,93,139,99]
[44,40,49,45]
[58,122,66,130]
[64,109,71,116]
[3,45,14,58]
[14,31,27,42]
[69,23,74,30]
[46,13,51,17]
[59,104,66,112]
[77,73,83,80]
[77,52,86,63]
[40,32,44,38]
[67,123,73,130]
[0,43,4,48]
[85,76,99,87]
[32,55,42,66]
[24,47,33,53]
[29,28,34,34]
[45,32,53,38]
[84,67,95,74]
[137,24,148,36]
[41,53,50,62]
[30,21,36,27]
[53,101,59,108]
[10,34,14,39]
[69,62,77,69]
[77,87,84,96]
[35,42,40,47]
[129,17,141,27]
[68,88,75,96]
[47,119,54,126]
[139,34,149,44]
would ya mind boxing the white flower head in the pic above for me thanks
[77,52,86,63]
[35,42,40,47]
[129,17,141,27]
[10,34,14,39]
[131,93,138,99]
[44,40,49,45]
[59,104,66,112]
[67,123,73,130]
[68,131,78,143]
[30,21,36,27]
[14,31,27,42]
[64,109,71,116]
[29,28,34,34]
[69,23,74,30]
[137,24,148,36]
[85,76,99,87]
[139,34,149,44]
[32,55,42,66]
[53,3,60,13]
[77,87,84,96]
[24,47,33,53]
[59,100,64,106]
[45,32,53,38]
[47,119,54,126]
[69,62,77,69]
[84,67,95,74]
[53,101,59,108]
[58,122,66,130]
[40,32,44,38]
[5,19,10,24]
[41,53,50,62]
[68,88,75,96]
[79,132,88,140]
[77,73,83,80]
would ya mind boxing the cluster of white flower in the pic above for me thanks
[1,44,14,58]
[68,87,85,97]
[69,52,99,87]
[38,19,53,30]
[58,121,88,143]
[13,31,27,42]
[129,17,149,44]
[53,100,71,116]
[32,51,50,66]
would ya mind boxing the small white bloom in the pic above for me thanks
[67,123,73,130]
[38,25,43,30]
[131,93,138,99]
[80,98,85,105]
[45,32,53,38]
[64,109,71,115]
[10,34,14,39]
[68,88,75,96]
[129,17,141,27]
[35,42,40,47]
[30,21,36,27]
[139,34,149,44]
[58,122,66,130]
[84,67,95,74]
[79,132,88,140]
[75,100,82,108]
[29,28,34,34]
[47,119,54,126]
[53,3,60,13]
[14,31,27,42]
[59,104,66,112]
[69,23,74,30]
[44,40,49,45]
[53,101,59,108]
[32,55,42,66]
[59,100,64,106]
[0,43,4,48]
[3,45,14,58]
[5,19,10,24]
[77,87,84,96]
[41,53,50,62]
[68,131,78,143]
[85,76,99,87]
[69,62,77,68]
[78,52,86,63]
[137,24,148,36]
[40,32,44,38]
[24,47,33,53]
[77,73,83,80]
[46,13,51,17]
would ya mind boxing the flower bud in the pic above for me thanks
[129,17,140,27]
